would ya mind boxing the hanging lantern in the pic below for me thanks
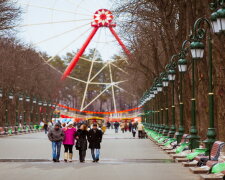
[162,77,169,87]
[33,98,37,104]
[26,96,30,102]
[152,87,158,95]
[168,69,176,81]
[156,82,163,92]
[216,8,225,32]
[190,41,205,59]
[8,92,14,100]
[178,58,188,72]
[211,11,220,33]
[19,94,23,101]
[0,88,3,98]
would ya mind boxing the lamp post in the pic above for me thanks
[25,96,30,125]
[6,91,14,127]
[167,60,177,138]
[38,100,43,122]
[191,17,218,153]
[31,97,37,125]
[162,75,169,135]
[156,81,163,133]
[176,57,188,143]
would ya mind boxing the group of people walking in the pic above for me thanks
[47,122,103,163]
[107,121,145,139]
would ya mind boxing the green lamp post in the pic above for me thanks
[176,57,188,143]
[7,91,14,127]
[190,16,219,153]
[167,65,176,138]
[25,96,30,125]
[38,100,43,123]
[156,82,163,132]
[162,75,169,135]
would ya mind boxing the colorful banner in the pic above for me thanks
[57,103,142,114]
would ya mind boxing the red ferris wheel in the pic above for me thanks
[61,9,131,80]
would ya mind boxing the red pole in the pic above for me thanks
[109,27,131,57]
[61,27,99,80]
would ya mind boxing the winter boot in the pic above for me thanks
[64,153,68,162]
[69,153,73,162]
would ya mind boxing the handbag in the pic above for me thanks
[76,140,81,150]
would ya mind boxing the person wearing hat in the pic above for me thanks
[87,123,103,162]
[62,121,77,162]
[48,123,65,162]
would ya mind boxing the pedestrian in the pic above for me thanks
[43,121,48,134]
[114,121,119,133]
[48,121,53,130]
[129,122,132,132]
[48,123,65,162]
[133,121,138,130]
[111,122,114,129]
[63,121,76,162]
[132,127,136,138]
[88,124,103,162]
[106,121,111,129]
[124,122,128,132]
[75,124,88,163]
[137,122,144,139]
[120,122,125,133]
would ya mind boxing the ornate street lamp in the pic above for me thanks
[211,12,220,33]
[162,75,169,135]
[216,8,225,31]
[176,57,188,143]
[178,58,188,72]
[33,98,37,104]
[0,88,3,98]
[38,101,43,106]
[153,87,158,95]
[190,16,219,153]
[156,82,163,92]
[26,96,30,102]
[167,57,178,138]
[162,77,169,87]
[8,92,14,100]
[168,69,176,81]
[190,41,204,59]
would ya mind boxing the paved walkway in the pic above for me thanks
[0,129,199,180]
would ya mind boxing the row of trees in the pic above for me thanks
[113,0,225,140]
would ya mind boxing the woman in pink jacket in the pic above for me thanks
[63,121,76,162]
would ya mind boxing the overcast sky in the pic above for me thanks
[17,0,123,61]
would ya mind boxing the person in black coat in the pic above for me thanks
[88,124,103,162]
[75,124,88,163]
[114,121,119,133]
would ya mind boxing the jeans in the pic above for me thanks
[52,141,62,160]
[91,149,100,160]
[44,128,48,134]
[115,128,118,133]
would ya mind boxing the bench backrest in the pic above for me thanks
[211,141,225,160]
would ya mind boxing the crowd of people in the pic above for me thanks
[106,121,145,139]
[47,122,103,163]
[44,120,144,163]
